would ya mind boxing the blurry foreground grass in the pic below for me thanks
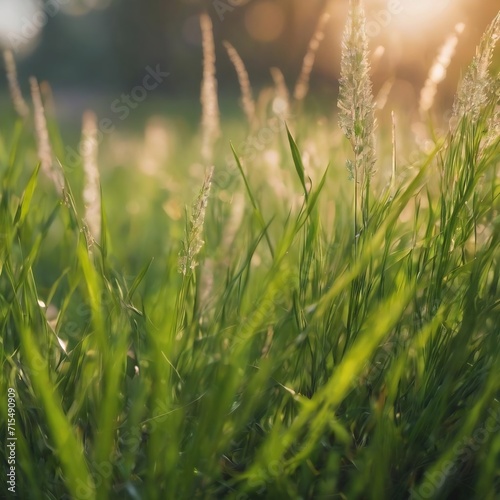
[1,5,500,500]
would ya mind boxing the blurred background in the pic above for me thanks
[0,0,498,126]
[0,0,498,291]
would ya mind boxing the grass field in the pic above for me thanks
[1,3,499,499]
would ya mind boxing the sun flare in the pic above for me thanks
[389,0,454,32]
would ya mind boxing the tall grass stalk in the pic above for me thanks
[81,110,101,246]
[178,166,214,277]
[1,7,499,500]
[3,50,29,119]
[453,11,500,123]
[30,76,64,194]
[419,23,465,114]
[270,66,290,118]
[200,12,220,164]
[293,12,330,103]
[391,110,397,192]
[223,41,257,130]
[338,0,376,245]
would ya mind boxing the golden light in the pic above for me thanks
[388,0,454,33]
[245,1,285,43]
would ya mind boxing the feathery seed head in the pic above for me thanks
[81,110,101,245]
[223,41,257,129]
[3,50,29,119]
[419,23,465,114]
[200,12,220,164]
[270,67,290,120]
[453,12,500,123]
[482,74,500,151]
[30,76,64,194]
[178,166,214,275]
[338,0,376,180]
[294,12,330,103]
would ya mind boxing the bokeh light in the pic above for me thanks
[0,0,42,54]
[245,1,285,43]
[388,0,454,33]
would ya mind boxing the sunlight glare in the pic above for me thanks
[0,0,41,53]
[390,0,453,32]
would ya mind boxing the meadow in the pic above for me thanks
[0,2,499,499]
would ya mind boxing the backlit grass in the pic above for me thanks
[1,5,499,500]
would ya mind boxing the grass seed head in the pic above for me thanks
[482,74,500,151]
[81,110,101,245]
[178,166,214,275]
[453,12,500,123]
[200,12,220,164]
[270,66,290,119]
[294,12,330,103]
[30,76,64,194]
[338,0,376,181]
[338,0,376,234]
[223,40,257,130]
[3,49,29,119]
[419,23,465,114]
